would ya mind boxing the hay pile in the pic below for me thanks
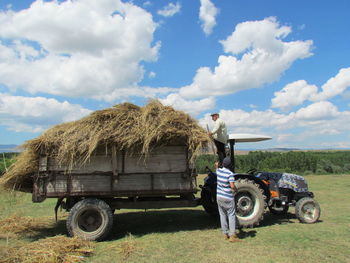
[0,236,94,263]
[0,215,51,239]
[0,100,209,192]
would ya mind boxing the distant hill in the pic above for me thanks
[265,148,301,152]
[0,144,19,153]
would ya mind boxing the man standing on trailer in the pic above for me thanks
[216,157,240,242]
[208,113,228,166]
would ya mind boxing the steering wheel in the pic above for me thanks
[246,168,257,174]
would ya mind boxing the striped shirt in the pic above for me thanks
[216,167,235,200]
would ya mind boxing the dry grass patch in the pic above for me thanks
[0,236,94,263]
[100,234,143,261]
[0,214,53,239]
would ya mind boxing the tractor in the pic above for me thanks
[200,134,321,227]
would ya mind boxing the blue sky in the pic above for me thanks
[0,0,349,149]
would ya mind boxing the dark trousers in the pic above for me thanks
[214,140,226,165]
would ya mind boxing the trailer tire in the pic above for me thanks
[235,179,266,228]
[67,198,113,241]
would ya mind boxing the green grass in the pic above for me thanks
[1,174,349,263]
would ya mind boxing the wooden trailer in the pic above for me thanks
[33,144,200,241]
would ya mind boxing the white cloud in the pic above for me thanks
[148,71,156,78]
[294,101,339,120]
[0,0,160,101]
[271,67,350,110]
[143,1,152,7]
[311,67,350,101]
[0,93,91,132]
[271,80,318,110]
[199,0,219,35]
[199,100,350,149]
[179,17,313,99]
[157,2,181,17]
[160,93,215,116]
[248,104,258,109]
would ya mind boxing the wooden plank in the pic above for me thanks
[48,155,113,173]
[46,145,188,174]
[110,199,200,209]
[44,172,195,195]
[39,156,48,172]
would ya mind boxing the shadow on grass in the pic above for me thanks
[23,209,319,242]
[259,212,297,228]
[24,219,67,241]
[108,209,220,240]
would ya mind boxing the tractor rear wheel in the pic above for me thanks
[235,179,267,227]
[295,197,321,223]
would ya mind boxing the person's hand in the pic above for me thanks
[208,132,212,137]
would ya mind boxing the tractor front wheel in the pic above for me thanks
[295,197,321,223]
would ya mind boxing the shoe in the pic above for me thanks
[229,234,241,242]
[224,234,229,240]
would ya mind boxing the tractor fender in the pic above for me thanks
[234,173,271,201]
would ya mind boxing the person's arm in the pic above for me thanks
[229,173,237,194]
[210,120,221,135]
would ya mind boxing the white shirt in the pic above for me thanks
[211,118,228,144]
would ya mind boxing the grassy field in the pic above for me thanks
[1,174,349,263]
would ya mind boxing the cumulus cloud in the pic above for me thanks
[294,101,339,120]
[0,0,160,101]
[271,80,318,110]
[311,67,350,101]
[157,2,181,17]
[199,0,219,35]
[160,93,215,116]
[179,17,313,99]
[200,100,350,148]
[271,67,350,110]
[0,93,91,132]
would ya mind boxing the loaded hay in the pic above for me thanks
[0,100,209,192]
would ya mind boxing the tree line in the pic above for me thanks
[195,151,350,175]
[0,153,18,175]
[1,151,350,176]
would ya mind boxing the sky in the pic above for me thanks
[0,0,350,149]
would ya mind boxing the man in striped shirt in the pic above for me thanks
[216,157,240,242]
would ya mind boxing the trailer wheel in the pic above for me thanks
[295,197,321,224]
[235,179,266,228]
[67,198,113,241]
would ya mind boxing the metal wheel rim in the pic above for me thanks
[301,203,317,221]
[236,192,255,217]
[77,209,103,233]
